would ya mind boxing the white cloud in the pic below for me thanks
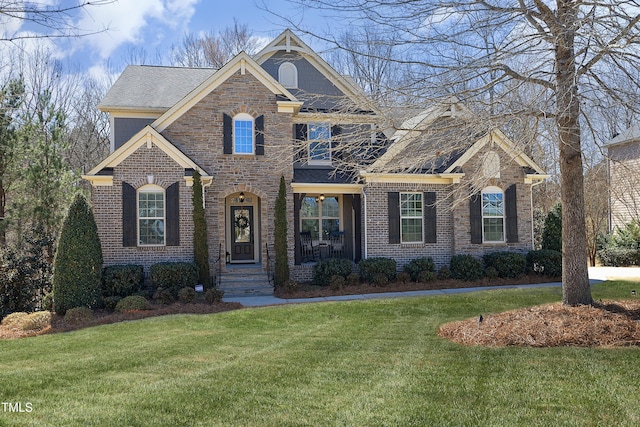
[74,0,199,60]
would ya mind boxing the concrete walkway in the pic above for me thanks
[223,267,640,308]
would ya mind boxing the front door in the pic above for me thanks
[230,206,254,262]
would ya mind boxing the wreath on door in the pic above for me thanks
[235,214,250,230]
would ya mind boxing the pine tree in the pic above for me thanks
[274,176,289,287]
[542,202,562,253]
[192,171,210,286]
[52,194,102,315]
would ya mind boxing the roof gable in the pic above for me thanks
[255,29,376,111]
[82,125,211,186]
[153,51,301,132]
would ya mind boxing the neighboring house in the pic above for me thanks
[607,125,640,230]
[83,29,547,289]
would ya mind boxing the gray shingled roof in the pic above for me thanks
[293,168,356,184]
[98,65,216,111]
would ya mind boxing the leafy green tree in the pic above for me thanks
[192,171,210,286]
[542,202,562,253]
[52,194,102,315]
[274,176,289,287]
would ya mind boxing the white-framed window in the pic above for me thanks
[138,184,165,246]
[482,186,505,242]
[233,113,254,154]
[308,122,331,165]
[278,62,298,88]
[301,195,340,240]
[400,192,423,243]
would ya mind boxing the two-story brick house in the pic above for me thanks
[83,30,547,291]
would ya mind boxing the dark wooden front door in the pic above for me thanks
[230,206,254,261]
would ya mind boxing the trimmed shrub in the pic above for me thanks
[450,255,483,281]
[1,312,29,328]
[346,272,360,287]
[418,270,436,282]
[178,287,196,303]
[313,258,352,286]
[283,280,299,293]
[404,257,435,282]
[397,271,411,283]
[21,311,52,331]
[150,262,199,297]
[103,296,122,312]
[153,288,174,305]
[64,307,94,324]
[329,275,346,290]
[372,272,389,286]
[527,249,562,276]
[484,266,499,279]
[437,266,451,280]
[52,194,103,315]
[204,288,224,304]
[102,265,144,298]
[358,257,396,283]
[542,202,562,252]
[115,295,151,312]
[483,252,527,278]
[597,248,640,267]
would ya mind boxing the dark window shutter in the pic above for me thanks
[424,192,437,243]
[166,182,180,246]
[294,124,308,163]
[331,125,342,161]
[505,184,519,243]
[295,123,307,141]
[255,115,264,155]
[470,192,483,244]
[388,192,400,244]
[122,182,137,247]
[223,113,232,154]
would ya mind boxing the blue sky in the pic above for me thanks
[1,0,331,79]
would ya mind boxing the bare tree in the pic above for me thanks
[276,0,640,306]
[584,160,609,266]
[170,20,263,68]
[0,1,114,42]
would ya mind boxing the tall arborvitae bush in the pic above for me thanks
[542,202,562,252]
[274,176,289,287]
[52,194,103,315]
[192,171,210,286]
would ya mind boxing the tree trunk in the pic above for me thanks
[556,0,592,306]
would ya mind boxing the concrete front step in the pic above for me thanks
[219,265,273,297]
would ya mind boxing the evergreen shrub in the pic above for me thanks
[313,258,352,286]
[450,255,483,281]
[358,257,396,283]
[102,265,144,298]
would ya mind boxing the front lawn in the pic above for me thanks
[1,281,639,426]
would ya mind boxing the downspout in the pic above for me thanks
[362,187,368,259]
[530,179,545,250]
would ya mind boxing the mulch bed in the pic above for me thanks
[275,274,560,299]
[438,300,640,347]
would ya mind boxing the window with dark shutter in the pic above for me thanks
[470,193,483,244]
[255,115,264,155]
[122,182,137,247]
[294,124,307,163]
[505,184,518,243]
[424,191,437,243]
[388,192,400,244]
[166,182,180,246]
[331,125,342,161]
[223,113,232,154]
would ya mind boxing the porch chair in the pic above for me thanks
[329,231,345,258]
[300,231,319,262]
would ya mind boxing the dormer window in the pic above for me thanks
[278,62,298,88]
[308,122,331,165]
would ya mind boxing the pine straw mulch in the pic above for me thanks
[275,274,560,299]
[438,300,640,347]
[0,301,242,340]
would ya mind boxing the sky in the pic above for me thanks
[1,0,331,80]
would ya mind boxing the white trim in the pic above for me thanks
[137,185,166,247]
[360,172,465,184]
[291,183,363,194]
[400,192,424,244]
[278,62,298,88]
[233,113,255,155]
[481,186,505,244]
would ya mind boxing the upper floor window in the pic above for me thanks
[233,113,254,155]
[482,186,504,242]
[400,193,423,243]
[138,184,165,246]
[278,62,298,88]
[308,122,331,165]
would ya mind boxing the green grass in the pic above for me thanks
[1,281,640,426]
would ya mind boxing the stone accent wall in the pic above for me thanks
[91,143,194,273]
[162,70,295,273]
[452,143,534,257]
[364,182,454,270]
